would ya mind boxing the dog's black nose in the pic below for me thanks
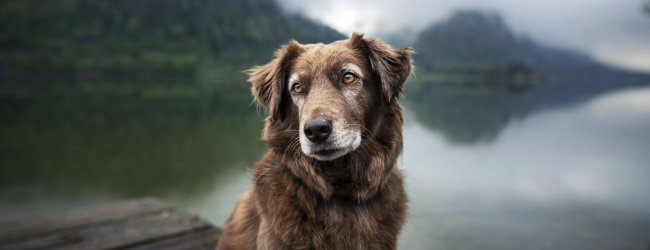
[304,117,332,143]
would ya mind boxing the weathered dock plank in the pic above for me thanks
[0,198,220,250]
[0,199,172,242]
[126,227,220,250]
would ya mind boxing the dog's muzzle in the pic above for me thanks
[299,116,361,161]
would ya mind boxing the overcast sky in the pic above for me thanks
[278,0,650,72]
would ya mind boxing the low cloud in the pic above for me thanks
[278,0,650,72]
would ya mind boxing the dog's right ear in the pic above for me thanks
[247,41,304,121]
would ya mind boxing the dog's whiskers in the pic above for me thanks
[280,135,301,163]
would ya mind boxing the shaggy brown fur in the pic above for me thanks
[216,33,412,250]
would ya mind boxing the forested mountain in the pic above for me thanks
[0,0,343,107]
[0,0,342,73]
[414,11,526,70]
[411,10,649,98]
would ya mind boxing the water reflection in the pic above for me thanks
[0,81,266,220]
[405,81,533,143]
[1,115,263,195]
[406,72,650,145]
[400,86,650,250]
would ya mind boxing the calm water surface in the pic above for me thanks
[400,86,650,249]
[1,86,650,250]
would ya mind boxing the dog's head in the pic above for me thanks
[248,33,412,161]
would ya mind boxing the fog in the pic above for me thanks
[278,0,650,72]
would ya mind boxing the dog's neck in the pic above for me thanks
[315,152,396,200]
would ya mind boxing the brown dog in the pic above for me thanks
[216,33,412,250]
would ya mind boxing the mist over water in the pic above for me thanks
[277,0,650,72]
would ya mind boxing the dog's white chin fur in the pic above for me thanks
[300,131,361,161]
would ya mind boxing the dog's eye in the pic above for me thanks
[291,82,304,93]
[342,73,357,84]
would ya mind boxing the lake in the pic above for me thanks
[1,83,650,250]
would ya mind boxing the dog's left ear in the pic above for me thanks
[350,33,413,103]
[247,41,304,121]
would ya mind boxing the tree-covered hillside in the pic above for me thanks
[0,0,342,73]
[414,11,526,70]
[411,10,649,94]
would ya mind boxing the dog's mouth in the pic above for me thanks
[309,146,351,161]
[312,147,344,156]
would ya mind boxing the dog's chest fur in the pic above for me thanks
[253,161,406,250]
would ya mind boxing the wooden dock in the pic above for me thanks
[0,198,221,250]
